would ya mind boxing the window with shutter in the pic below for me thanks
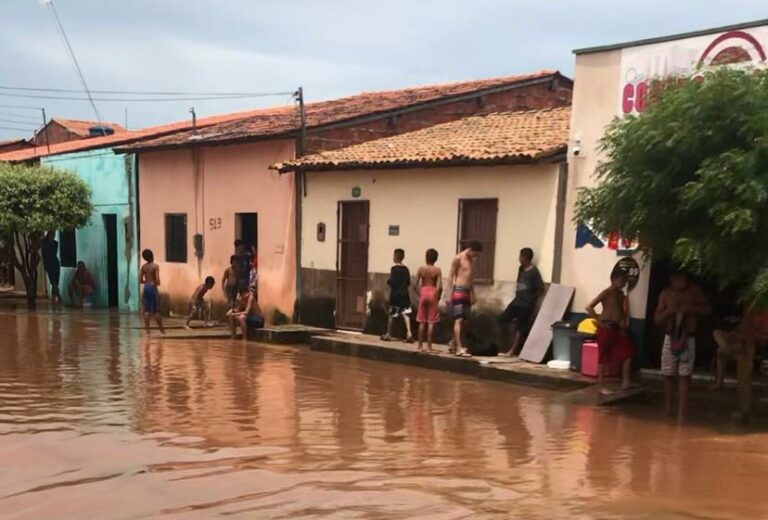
[59,229,77,268]
[165,214,187,263]
[457,199,497,284]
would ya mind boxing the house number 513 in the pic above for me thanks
[208,217,222,230]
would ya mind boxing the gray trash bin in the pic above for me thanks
[551,321,576,362]
[569,331,594,372]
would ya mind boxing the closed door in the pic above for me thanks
[336,201,369,330]
[103,214,119,308]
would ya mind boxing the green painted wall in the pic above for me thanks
[42,149,139,311]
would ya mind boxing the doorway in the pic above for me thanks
[103,214,119,308]
[336,201,369,330]
[235,213,258,251]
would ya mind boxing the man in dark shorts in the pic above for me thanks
[381,248,414,343]
[41,231,61,306]
[500,247,544,357]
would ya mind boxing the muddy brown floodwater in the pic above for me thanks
[2,310,768,519]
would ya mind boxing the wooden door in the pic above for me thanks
[457,199,498,284]
[336,201,369,330]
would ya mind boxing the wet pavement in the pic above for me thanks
[3,309,768,519]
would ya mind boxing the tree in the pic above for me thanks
[0,162,92,309]
[575,68,768,305]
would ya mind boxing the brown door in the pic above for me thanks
[457,199,498,284]
[337,200,369,330]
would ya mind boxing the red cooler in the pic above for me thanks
[581,341,620,377]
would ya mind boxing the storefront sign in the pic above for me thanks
[620,26,768,114]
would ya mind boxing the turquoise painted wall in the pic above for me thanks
[42,149,139,311]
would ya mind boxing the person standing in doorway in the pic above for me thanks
[42,231,61,307]
[654,269,710,422]
[233,240,252,293]
[381,248,414,343]
[446,241,482,357]
[139,249,164,334]
[415,248,442,353]
[499,247,544,358]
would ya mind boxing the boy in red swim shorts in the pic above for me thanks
[416,248,443,352]
[586,269,634,395]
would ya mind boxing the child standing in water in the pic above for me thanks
[416,248,442,352]
[586,270,633,395]
[139,249,164,334]
[381,248,414,343]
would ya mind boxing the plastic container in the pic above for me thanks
[547,360,571,370]
[581,340,620,377]
[581,341,599,377]
[569,332,594,372]
[551,321,576,363]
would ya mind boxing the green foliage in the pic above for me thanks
[0,162,92,234]
[575,68,768,305]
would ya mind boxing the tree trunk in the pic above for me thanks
[25,271,37,311]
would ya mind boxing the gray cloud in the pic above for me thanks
[0,0,765,139]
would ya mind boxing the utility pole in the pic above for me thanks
[40,108,50,154]
[293,87,307,324]
[296,87,307,157]
[190,107,197,134]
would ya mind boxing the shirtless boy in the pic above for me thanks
[446,241,482,357]
[222,255,239,309]
[415,248,442,353]
[185,276,215,328]
[654,270,710,421]
[139,249,164,334]
[586,270,633,395]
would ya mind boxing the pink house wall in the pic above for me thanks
[138,139,296,320]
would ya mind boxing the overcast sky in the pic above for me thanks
[0,1,765,140]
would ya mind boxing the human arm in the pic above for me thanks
[155,266,161,287]
[415,268,423,293]
[586,289,607,321]
[445,257,459,302]
[221,268,229,290]
[437,268,443,301]
[654,290,673,325]
[139,266,146,285]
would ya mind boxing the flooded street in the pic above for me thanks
[2,310,768,519]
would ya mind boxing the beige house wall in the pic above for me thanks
[563,50,651,319]
[138,139,296,320]
[301,163,561,311]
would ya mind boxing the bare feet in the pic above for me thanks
[404,336,414,344]
[380,334,393,342]
[600,387,615,396]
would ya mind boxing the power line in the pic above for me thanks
[0,125,35,133]
[0,92,290,102]
[0,85,294,97]
[0,117,39,127]
[44,0,102,122]
[0,103,44,110]
[0,111,40,121]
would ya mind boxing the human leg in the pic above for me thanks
[676,340,696,422]
[418,322,426,351]
[154,313,164,334]
[661,335,676,415]
[427,323,435,352]
[712,330,731,389]
[238,315,247,340]
[403,313,414,343]
[381,314,395,341]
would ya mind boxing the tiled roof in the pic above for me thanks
[0,107,281,163]
[48,118,126,137]
[274,107,571,172]
[119,70,566,152]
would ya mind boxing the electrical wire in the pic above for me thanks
[0,125,36,133]
[0,92,294,102]
[0,85,294,97]
[0,111,40,121]
[0,104,44,110]
[0,118,38,127]
[45,0,102,122]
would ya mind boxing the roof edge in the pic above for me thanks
[573,18,768,55]
[275,145,568,174]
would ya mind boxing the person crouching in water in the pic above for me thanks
[415,248,442,352]
[229,285,264,341]
[586,270,634,395]
[185,276,215,329]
